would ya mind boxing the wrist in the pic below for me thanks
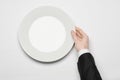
[77,47,89,52]
[77,44,89,52]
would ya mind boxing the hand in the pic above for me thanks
[71,26,89,52]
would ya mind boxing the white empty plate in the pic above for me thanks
[18,6,75,62]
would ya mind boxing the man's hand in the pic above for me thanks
[71,26,89,52]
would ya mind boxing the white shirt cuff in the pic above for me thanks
[78,49,90,57]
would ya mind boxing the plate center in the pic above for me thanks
[29,16,66,53]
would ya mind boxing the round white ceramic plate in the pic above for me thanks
[18,6,75,62]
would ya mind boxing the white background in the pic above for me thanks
[0,0,120,80]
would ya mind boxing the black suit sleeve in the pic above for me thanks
[77,53,102,80]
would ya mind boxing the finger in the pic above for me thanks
[76,31,82,39]
[71,30,77,42]
[76,28,85,39]
[75,26,86,36]
[75,28,83,36]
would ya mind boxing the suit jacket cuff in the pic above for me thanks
[78,49,90,57]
